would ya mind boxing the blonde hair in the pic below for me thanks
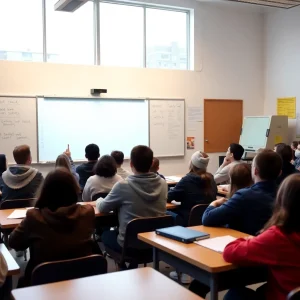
[55,154,72,173]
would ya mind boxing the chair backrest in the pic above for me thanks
[123,215,174,251]
[0,198,37,210]
[188,204,209,227]
[31,254,107,286]
[92,193,108,201]
[288,287,300,300]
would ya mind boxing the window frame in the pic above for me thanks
[0,0,190,69]
[98,0,190,69]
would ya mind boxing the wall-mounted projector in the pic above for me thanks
[54,0,89,12]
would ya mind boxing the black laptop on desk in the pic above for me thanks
[156,226,210,244]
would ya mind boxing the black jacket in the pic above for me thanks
[167,172,217,226]
[277,162,298,186]
[76,161,97,189]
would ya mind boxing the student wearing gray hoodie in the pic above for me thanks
[95,145,167,255]
[1,145,43,201]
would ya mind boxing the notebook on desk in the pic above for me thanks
[156,226,210,244]
[194,235,237,253]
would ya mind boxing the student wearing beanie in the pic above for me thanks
[167,150,217,227]
[167,150,217,284]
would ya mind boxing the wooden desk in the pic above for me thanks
[0,203,179,230]
[0,244,20,276]
[11,267,203,300]
[138,226,249,300]
[166,175,183,186]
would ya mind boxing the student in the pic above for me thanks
[8,168,97,286]
[77,144,100,189]
[189,150,282,298]
[111,151,131,180]
[227,163,253,198]
[202,149,282,235]
[0,252,8,299]
[294,145,300,170]
[150,157,165,179]
[291,141,298,160]
[214,143,245,184]
[291,141,298,151]
[275,143,298,186]
[0,154,7,191]
[0,253,7,287]
[94,145,167,261]
[223,173,300,300]
[167,151,217,226]
[55,154,79,183]
[82,155,123,202]
[1,145,43,201]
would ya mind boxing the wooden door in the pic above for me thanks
[204,99,243,153]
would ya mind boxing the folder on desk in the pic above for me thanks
[156,226,210,244]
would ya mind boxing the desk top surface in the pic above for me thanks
[0,203,178,229]
[166,175,183,185]
[11,267,203,300]
[0,244,20,276]
[138,226,249,273]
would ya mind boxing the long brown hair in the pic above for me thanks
[263,174,300,233]
[228,163,253,198]
[55,154,72,173]
[35,168,80,211]
[189,162,214,198]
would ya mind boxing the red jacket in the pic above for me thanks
[223,226,300,300]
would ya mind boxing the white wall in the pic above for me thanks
[0,1,264,176]
[264,6,300,142]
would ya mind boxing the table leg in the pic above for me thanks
[153,248,159,270]
[210,273,219,300]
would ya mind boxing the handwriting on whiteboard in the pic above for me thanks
[0,99,32,142]
[151,102,183,139]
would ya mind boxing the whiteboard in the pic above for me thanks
[38,97,149,162]
[149,99,185,157]
[0,96,37,163]
[239,116,271,151]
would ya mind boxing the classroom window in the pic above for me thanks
[46,0,94,65]
[0,0,43,62]
[0,0,190,69]
[146,8,188,70]
[99,2,144,67]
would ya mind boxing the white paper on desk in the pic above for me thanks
[219,184,229,190]
[166,176,182,182]
[194,236,237,253]
[7,209,27,219]
[171,200,181,206]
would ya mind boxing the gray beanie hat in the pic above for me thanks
[191,151,210,169]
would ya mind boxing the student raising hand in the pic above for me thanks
[64,144,71,158]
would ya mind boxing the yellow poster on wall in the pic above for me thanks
[277,97,296,119]
[275,135,282,145]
